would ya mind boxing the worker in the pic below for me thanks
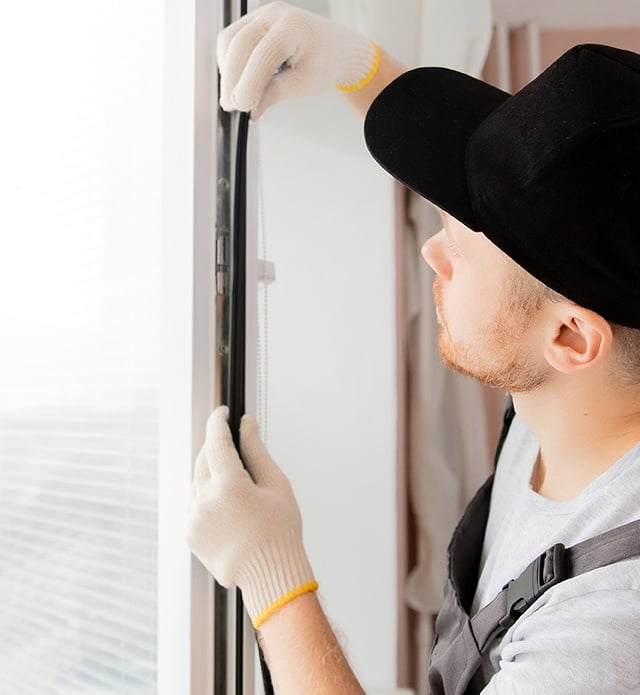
[187,2,640,693]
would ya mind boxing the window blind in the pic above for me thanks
[0,405,158,694]
[0,2,164,692]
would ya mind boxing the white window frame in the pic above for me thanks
[158,1,258,692]
[157,0,217,692]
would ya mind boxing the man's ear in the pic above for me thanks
[543,304,613,373]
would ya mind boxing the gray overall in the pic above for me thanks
[427,411,640,695]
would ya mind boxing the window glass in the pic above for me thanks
[0,2,163,692]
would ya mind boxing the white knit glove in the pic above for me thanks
[187,406,317,629]
[218,0,380,118]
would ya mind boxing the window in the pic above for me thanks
[0,2,170,692]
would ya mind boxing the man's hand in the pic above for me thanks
[187,406,317,627]
[187,407,365,693]
[217,0,379,118]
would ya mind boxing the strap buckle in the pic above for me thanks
[499,543,566,631]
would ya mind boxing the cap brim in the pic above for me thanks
[364,67,510,230]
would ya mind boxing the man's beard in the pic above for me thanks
[432,278,549,393]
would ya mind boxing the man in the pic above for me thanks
[188,2,640,692]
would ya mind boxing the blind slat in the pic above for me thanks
[2,633,155,695]
[0,517,156,563]
[0,490,157,521]
[2,601,156,654]
[2,471,157,497]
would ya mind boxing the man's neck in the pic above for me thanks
[512,381,640,501]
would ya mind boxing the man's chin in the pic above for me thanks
[437,331,471,376]
[437,331,548,393]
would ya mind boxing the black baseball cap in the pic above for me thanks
[364,44,640,328]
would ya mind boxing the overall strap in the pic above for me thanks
[470,517,640,654]
[493,396,515,469]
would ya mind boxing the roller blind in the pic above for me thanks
[0,2,164,692]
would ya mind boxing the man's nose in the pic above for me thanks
[421,229,453,281]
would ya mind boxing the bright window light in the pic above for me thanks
[0,2,165,692]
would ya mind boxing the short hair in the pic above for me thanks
[508,262,640,388]
[611,323,640,388]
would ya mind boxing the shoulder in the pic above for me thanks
[482,559,640,693]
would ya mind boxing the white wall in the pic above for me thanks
[257,89,398,690]
[492,0,640,28]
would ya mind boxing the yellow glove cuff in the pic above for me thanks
[252,580,320,629]
[335,41,381,92]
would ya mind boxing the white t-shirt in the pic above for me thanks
[474,415,640,694]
